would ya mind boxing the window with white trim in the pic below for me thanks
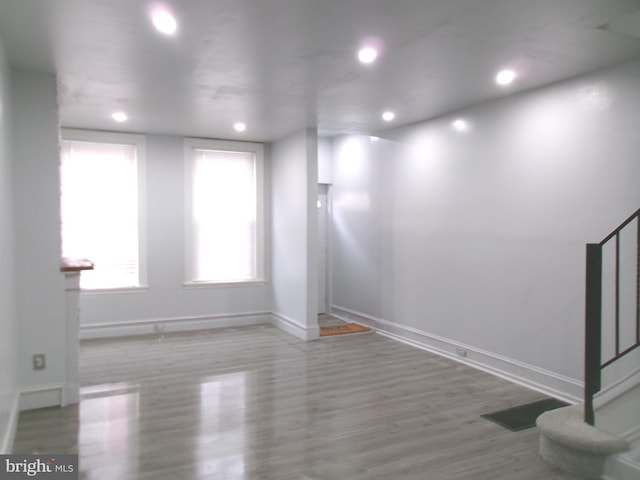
[185,139,264,285]
[60,130,146,290]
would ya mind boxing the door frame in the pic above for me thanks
[317,183,332,315]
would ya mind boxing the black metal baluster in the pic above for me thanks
[636,215,639,346]
[615,232,620,356]
[584,243,602,426]
[585,208,640,426]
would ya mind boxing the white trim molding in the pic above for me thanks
[331,305,583,403]
[623,424,640,448]
[594,367,640,410]
[80,312,272,340]
[183,279,267,289]
[603,449,640,480]
[0,392,20,454]
[80,311,324,341]
[20,384,66,411]
[270,312,319,341]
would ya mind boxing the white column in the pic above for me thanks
[62,271,81,405]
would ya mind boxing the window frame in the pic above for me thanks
[183,137,265,288]
[60,128,148,293]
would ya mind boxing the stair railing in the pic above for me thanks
[584,207,640,425]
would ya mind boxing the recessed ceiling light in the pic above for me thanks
[496,69,517,86]
[152,10,177,35]
[358,47,378,64]
[451,119,468,132]
[382,111,395,122]
[234,122,247,132]
[112,112,128,122]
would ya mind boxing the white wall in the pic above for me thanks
[79,134,272,333]
[0,37,18,453]
[11,71,67,403]
[330,59,640,398]
[318,136,332,184]
[270,129,319,339]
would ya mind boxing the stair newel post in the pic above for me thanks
[584,243,602,426]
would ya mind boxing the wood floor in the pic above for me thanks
[13,324,586,479]
[317,313,348,327]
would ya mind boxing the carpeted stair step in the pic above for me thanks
[537,405,628,479]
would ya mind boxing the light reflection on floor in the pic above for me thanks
[79,383,140,480]
[197,373,247,478]
[77,374,249,479]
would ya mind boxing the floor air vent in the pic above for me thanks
[481,398,569,432]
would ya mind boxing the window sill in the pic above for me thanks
[80,285,150,295]
[183,279,267,289]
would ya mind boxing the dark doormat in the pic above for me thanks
[481,398,569,432]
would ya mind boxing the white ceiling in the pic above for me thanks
[1,0,640,142]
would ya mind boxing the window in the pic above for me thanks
[60,129,146,290]
[185,138,264,285]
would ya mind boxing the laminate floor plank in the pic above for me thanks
[13,325,585,479]
[317,314,347,327]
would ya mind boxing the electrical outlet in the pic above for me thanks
[455,348,467,358]
[33,354,46,370]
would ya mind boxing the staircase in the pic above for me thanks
[538,208,640,480]
[596,362,640,480]
[537,405,629,479]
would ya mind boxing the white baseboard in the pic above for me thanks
[270,312,319,340]
[17,384,79,413]
[0,392,20,454]
[79,312,272,340]
[331,305,583,403]
[595,367,640,409]
[593,368,640,445]
[623,424,640,449]
[20,384,65,411]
